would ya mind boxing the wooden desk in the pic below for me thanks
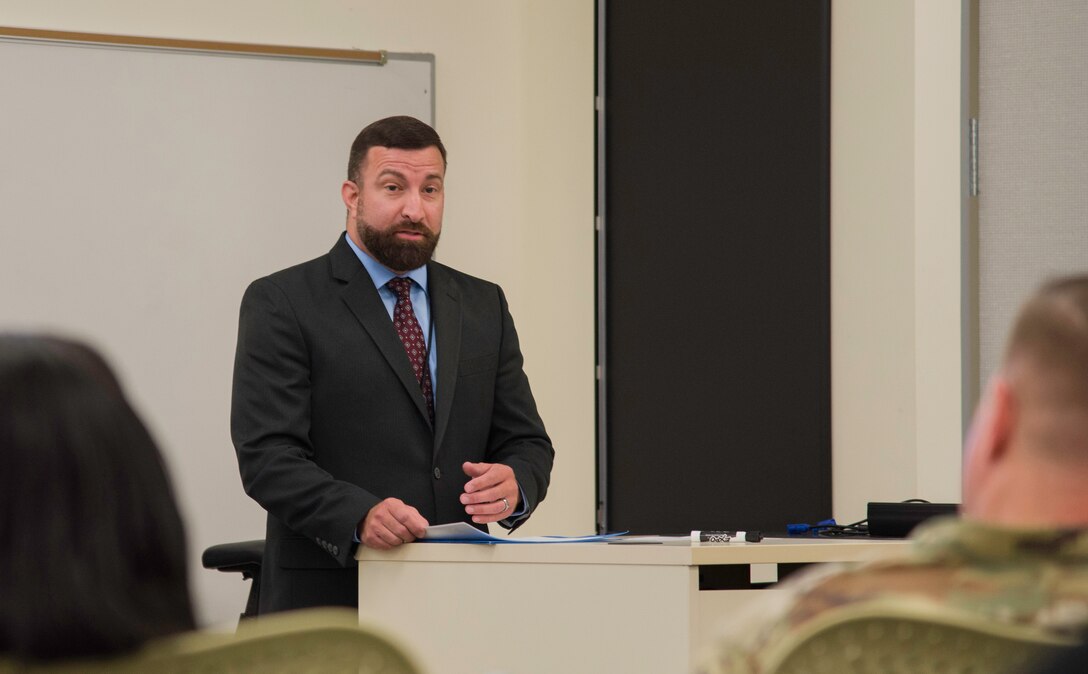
[356,537,908,674]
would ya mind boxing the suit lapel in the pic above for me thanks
[330,235,432,426]
[429,263,462,454]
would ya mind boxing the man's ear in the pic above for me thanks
[987,376,1017,462]
[964,376,1016,495]
[962,375,1020,518]
[341,180,360,213]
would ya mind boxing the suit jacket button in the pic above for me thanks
[332,545,339,556]
[433,467,441,479]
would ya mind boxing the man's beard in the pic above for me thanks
[356,216,440,272]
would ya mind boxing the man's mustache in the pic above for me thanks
[394,221,434,236]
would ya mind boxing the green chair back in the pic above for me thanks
[2,608,424,674]
[763,600,1078,674]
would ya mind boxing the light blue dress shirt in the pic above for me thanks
[345,234,437,397]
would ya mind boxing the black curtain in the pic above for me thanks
[601,0,832,534]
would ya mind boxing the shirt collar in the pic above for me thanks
[345,232,429,293]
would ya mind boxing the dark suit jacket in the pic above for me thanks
[231,234,554,613]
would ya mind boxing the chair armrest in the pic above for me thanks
[201,540,264,575]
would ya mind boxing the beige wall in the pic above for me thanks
[1,0,969,628]
[831,0,966,523]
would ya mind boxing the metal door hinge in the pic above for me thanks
[969,118,979,197]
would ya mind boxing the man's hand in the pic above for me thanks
[358,498,429,550]
[460,461,520,524]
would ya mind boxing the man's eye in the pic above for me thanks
[384,185,400,192]
[423,186,440,194]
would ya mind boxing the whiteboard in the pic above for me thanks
[0,33,433,624]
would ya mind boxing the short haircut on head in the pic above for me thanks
[0,334,194,661]
[1003,275,1088,459]
[347,115,447,183]
[1005,275,1088,392]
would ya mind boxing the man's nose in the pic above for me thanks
[401,191,424,222]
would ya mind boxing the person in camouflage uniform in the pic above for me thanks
[698,275,1088,674]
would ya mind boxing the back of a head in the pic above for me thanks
[1002,275,1088,465]
[0,335,194,662]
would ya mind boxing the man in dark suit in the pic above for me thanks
[231,116,554,613]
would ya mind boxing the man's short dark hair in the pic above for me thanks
[347,115,447,183]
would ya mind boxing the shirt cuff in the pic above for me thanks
[500,483,529,528]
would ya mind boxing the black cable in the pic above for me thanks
[817,517,869,537]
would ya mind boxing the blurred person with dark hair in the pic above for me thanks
[698,276,1088,673]
[0,335,194,662]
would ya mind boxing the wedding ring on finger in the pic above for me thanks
[500,497,510,513]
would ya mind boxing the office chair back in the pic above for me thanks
[0,608,424,674]
[762,599,1078,674]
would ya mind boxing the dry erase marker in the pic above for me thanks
[691,530,764,543]
[691,530,731,543]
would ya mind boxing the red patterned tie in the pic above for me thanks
[387,277,434,424]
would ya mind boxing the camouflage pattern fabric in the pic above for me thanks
[696,517,1088,674]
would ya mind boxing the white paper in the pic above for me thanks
[420,521,624,544]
